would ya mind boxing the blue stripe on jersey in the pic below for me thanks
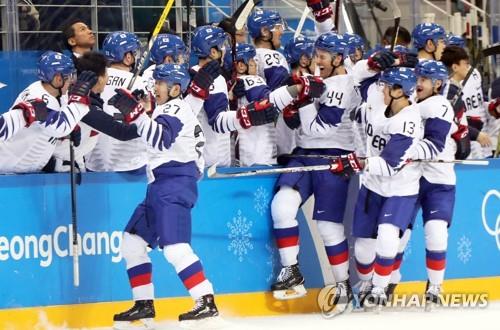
[204,92,229,127]
[0,116,8,138]
[264,66,289,91]
[423,117,451,153]
[246,85,271,103]
[359,75,380,102]
[154,114,183,149]
[316,104,345,127]
[43,109,63,127]
[380,133,413,168]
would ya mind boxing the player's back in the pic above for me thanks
[418,94,456,185]
[85,67,147,172]
[362,103,422,197]
[254,48,289,91]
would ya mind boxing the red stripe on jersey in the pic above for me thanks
[183,271,206,290]
[374,262,394,276]
[426,258,446,271]
[357,263,374,275]
[276,236,299,249]
[328,251,349,265]
[130,273,152,288]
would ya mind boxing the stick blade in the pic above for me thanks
[235,0,257,30]
[207,164,219,178]
[483,43,500,57]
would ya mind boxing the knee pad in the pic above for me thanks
[271,187,301,228]
[355,238,376,264]
[424,220,448,251]
[398,229,412,253]
[121,232,150,267]
[163,243,194,265]
[376,224,400,258]
[316,221,345,246]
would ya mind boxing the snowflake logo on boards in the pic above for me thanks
[265,243,280,283]
[227,210,254,262]
[457,235,472,264]
[254,186,271,216]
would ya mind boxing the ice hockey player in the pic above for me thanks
[0,51,97,173]
[189,25,280,167]
[142,34,187,92]
[0,99,46,141]
[344,33,365,72]
[412,22,447,61]
[85,31,149,173]
[351,67,421,310]
[284,36,315,79]
[247,8,293,155]
[441,45,492,158]
[110,64,220,328]
[270,32,361,316]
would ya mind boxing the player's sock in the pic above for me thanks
[164,243,213,299]
[354,237,376,281]
[271,187,302,266]
[424,220,448,285]
[121,232,154,300]
[372,224,399,290]
[317,221,349,282]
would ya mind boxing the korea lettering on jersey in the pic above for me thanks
[85,67,148,172]
[235,74,295,166]
[296,74,360,150]
[462,69,486,121]
[132,97,205,183]
[362,103,422,197]
[0,81,89,173]
[414,95,456,185]
[189,65,238,167]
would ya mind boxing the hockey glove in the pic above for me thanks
[282,100,302,129]
[367,51,397,71]
[188,61,221,100]
[68,70,98,105]
[488,99,500,119]
[307,0,333,22]
[330,153,363,178]
[394,51,418,68]
[295,75,326,101]
[237,100,279,129]
[108,88,145,123]
[232,79,246,99]
[451,124,471,160]
[12,98,48,127]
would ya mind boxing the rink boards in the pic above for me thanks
[0,160,499,328]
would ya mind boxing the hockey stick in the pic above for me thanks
[388,0,401,51]
[277,153,490,166]
[207,163,337,178]
[69,142,79,287]
[127,0,175,90]
[483,43,500,57]
[334,0,341,29]
[449,66,475,108]
[294,6,311,39]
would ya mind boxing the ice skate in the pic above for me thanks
[179,294,222,329]
[425,281,442,311]
[271,264,307,300]
[113,300,155,329]
[357,280,373,308]
[364,286,387,313]
[385,283,398,303]
[322,280,354,317]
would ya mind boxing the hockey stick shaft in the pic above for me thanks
[334,0,341,29]
[207,163,335,178]
[389,0,401,51]
[450,66,475,107]
[127,0,175,90]
[279,154,489,165]
[294,6,310,39]
[69,142,79,287]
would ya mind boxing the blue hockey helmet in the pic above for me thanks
[192,25,228,58]
[247,8,286,39]
[235,43,257,64]
[37,51,75,82]
[153,63,191,93]
[150,34,187,64]
[412,23,446,49]
[446,34,465,48]
[380,67,417,96]
[102,31,141,63]
[284,36,315,64]
[415,60,448,83]
[344,33,365,56]
[314,32,348,57]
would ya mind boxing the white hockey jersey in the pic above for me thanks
[142,64,156,93]
[362,103,422,197]
[235,74,295,166]
[296,73,360,150]
[462,68,485,121]
[0,110,26,141]
[132,97,205,182]
[85,67,148,172]
[0,81,89,173]
[189,65,238,167]
[414,95,456,185]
